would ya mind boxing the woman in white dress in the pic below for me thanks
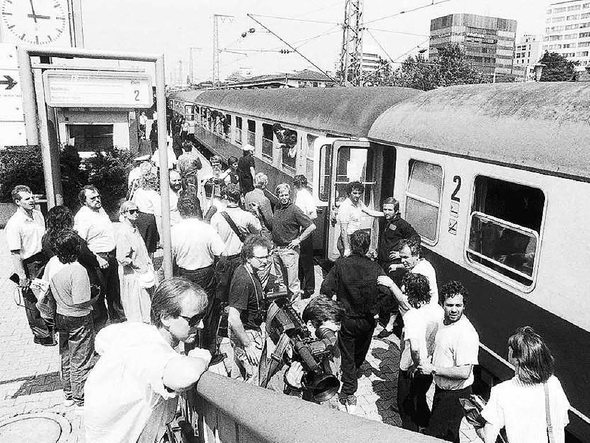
[116,201,157,323]
[479,326,570,443]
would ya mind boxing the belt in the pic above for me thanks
[179,264,214,272]
[223,253,241,260]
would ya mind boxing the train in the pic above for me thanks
[168,82,590,441]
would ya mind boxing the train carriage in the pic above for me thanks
[168,82,590,441]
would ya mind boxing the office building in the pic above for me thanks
[429,13,517,78]
[544,0,590,67]
[514,34,544,80]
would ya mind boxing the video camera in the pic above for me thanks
[262,298,340,402]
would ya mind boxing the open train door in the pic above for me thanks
[323,138,378,261]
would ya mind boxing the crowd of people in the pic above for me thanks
[4,128,571,442]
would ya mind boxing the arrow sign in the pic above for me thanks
[0,75,17,90]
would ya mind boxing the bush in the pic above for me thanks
[0,146,45,202]
[84,147,134,217]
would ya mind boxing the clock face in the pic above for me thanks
[1,0,67,45]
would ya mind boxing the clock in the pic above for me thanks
[1,0,67,45]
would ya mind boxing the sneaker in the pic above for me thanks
[34,336,57,346]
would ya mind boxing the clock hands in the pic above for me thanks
[28,0,38,23]
[27,0,51,22]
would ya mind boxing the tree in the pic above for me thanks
[360,44,486,91]
[538,51,578,82]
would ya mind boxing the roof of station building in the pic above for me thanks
[189,86,422,137]
[368,82,590,181]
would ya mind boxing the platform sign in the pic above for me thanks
[0,43,26,146]
[43,70,153,108]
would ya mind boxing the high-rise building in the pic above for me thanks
[514,34,544,80]
[544,0,590,67]
[429,13,517,78]
[360,52,382,74]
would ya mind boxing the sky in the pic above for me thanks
[79,0,550,84]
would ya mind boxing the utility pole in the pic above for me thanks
[212,14,233,86]
[339,0,364,86]
[189,47,202,85]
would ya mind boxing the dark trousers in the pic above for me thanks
[298,234,315,297]
[177,265,216,350]
[23,254,51,339]
[56,313,96,405]
[397,370,433,431]
[377,260,407,327]
[338,315,375,396]
[426,385,472,443]
[97,251,126,322]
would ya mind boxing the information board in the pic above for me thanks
[0,43,26,146]
[43,70,153,108]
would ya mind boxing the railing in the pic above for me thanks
[183,372,443,443]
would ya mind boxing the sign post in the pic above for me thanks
[0,43,26,147]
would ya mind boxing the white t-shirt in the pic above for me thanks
[133,188,162,216]
[336,198,367,235]
[399,303,444,371]
[432,315,479,390]
[210,206,261,256]
[295,188,317,220]
[412,259,439,306]
[84,323,179,443]
[482,376,570,443]
[5,208,45,259]
[171,218,225,270]
[74,206,116,253]
[169,188,181,226]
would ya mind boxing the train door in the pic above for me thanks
[326,139,379,261]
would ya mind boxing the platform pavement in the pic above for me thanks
[0,229,480,442]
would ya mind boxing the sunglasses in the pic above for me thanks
[126,209,139,214]
[179,313,204,328]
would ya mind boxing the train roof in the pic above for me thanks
[167,89,207,102]
[368,82,590,180]
[192,87,421,137]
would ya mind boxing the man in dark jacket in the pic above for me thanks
[320,229,389,413]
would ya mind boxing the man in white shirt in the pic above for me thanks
[171,193,225,304]
[395,238,439,307]
[293,175,317,299]
[419,281,480,443]
[5,185,53,345]
[392,273,443,431]
[74,185,126,322]
[208,184,260,353]
[84,278,211,443]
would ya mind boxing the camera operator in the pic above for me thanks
[228,235,273,385]
[280,296,344,406]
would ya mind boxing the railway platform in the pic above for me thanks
[0,230,480,442]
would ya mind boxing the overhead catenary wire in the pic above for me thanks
[364,0,451,25]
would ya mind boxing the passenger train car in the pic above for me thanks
[169,83,590,441]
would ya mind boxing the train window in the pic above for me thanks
[223,114,231,138]
[235,117,242,144]
[318,144,331,202]
[247,119,256,146]
[262,123,274,160]
[334,147,375,207]
[405,160,443,243]
[466,176,545,286]
[281,130,298,172]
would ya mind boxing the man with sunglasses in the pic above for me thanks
[84,278,211,443]
[228,235,273,385]
[74,185,126,322]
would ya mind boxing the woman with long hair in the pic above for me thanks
[479,326,570,442]
[132,171,161,256]
[42,205,107,330]
[116,201,156,323]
